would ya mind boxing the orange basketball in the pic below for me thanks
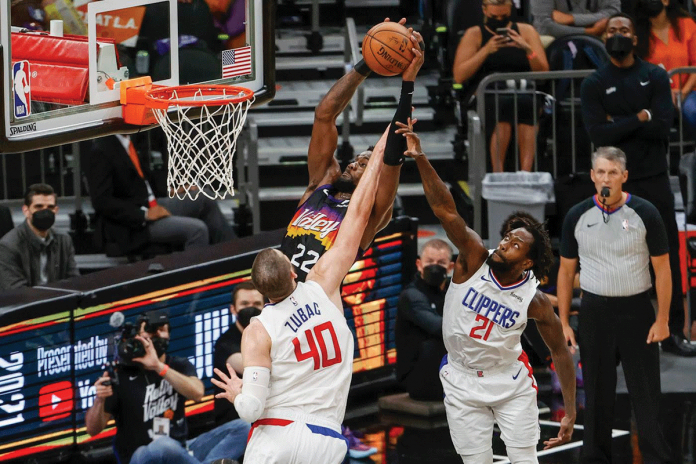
[361,22,414,77]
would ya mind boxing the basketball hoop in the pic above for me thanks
[123,80,254,201]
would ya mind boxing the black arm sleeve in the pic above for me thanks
[384,80,415,166]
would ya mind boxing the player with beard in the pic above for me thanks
[280,19,425,282]
[396,121,576,463]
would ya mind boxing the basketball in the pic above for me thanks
[362,22,414,77]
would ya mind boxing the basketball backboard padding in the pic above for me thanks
[0,0,276,154]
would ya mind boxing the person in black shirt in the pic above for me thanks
[86,310,248,464]
[396,239,454,400]
[580,13,696,357]
[213,281,265,425]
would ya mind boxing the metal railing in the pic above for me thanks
[467,66,696,236]
[343,17,364,147]
[467,69,594,234]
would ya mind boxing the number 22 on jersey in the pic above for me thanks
[293,321,342,370]
[290,244,320,274]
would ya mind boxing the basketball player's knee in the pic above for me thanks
[460,448,493,464]
[506,445,538,463]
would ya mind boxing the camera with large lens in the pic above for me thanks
[116,321,146,365]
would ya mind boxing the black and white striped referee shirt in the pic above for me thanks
[560,194,669,297]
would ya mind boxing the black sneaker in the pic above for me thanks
[661,334,696,357]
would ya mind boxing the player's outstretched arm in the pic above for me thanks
[528,291,576,449]
[303,17,407,206]
[308,135,385,303]
[396,121,488,274]
[361,30,425,250]
[212,319,272,423]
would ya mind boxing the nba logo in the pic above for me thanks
[13,61,31,119]
[290,296,298,306]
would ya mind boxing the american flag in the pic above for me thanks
[222,46,252,78]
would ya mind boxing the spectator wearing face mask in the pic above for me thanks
[395,239,454,400]
[0,183,79,290]
[213,281,265,426]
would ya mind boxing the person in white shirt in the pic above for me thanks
[396,120,576,464]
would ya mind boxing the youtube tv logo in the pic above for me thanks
[39,382,73,421]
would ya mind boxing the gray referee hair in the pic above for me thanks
[591,147,627,171]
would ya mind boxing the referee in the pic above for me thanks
[557,147,672,463]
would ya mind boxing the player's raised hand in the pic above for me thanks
[383,17,408,26]
[212,363,243,404]
[395,119,423,159]
[402,30,425,82]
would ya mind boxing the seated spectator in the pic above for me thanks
[635,0,696,135]
[453,0,549,172]
[86,309,249,464]
[213,281,264,426]
[532,0,620,44]
[84,134,235,255]
[395,239,454,401]
[0,183,79,290]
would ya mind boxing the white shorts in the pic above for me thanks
[244,411,348,464]
[439,353,540,455]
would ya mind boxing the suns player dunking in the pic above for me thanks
[397,121,576,464]
[280,20,424,282]
[212,139,386,463]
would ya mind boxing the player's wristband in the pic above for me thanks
[354,59,372,77]
[158,364,169,377]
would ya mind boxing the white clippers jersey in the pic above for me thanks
[443,252,538,370]
[254,280,354,425]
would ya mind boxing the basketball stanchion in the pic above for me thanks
[120,77,255,201]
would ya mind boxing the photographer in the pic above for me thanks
[85,310,247,464]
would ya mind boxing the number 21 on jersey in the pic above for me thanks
[469,314,494,341]
[293,321,342,370]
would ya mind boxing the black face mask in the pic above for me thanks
[150,337,169,357]
[640,0,665,17]
[422,264,448,287]
[605,34,634,60]
[31,209,55,232]
[486,16,510,31]
[237,306,262,328]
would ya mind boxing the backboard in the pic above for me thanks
[0,0,275,153]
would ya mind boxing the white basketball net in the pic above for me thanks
[152,88,254,201]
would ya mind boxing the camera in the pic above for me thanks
[117,321,146,365]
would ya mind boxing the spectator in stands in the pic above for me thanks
[84,134,235,255]
[85,309,249,464]
[213,281,264,426]
[0,183,79,290]
[204,0,247,49]
[558,146,672,463]
[395,239,454,401]
[532,0,620,45]
[453,0,549,172]
[635,0,696,134]
[580,13,696,356]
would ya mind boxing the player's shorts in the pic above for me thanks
[439,352,540,454]
[244,409,348,464]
